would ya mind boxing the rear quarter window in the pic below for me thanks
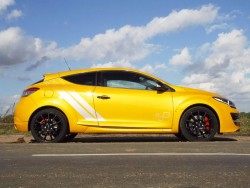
[62,72,96,86]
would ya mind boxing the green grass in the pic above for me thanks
[235,117,250,136]
[0,123,19,135]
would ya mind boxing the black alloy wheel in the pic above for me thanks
[30,108,68,143]
[179,106,218,141]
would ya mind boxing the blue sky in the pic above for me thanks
[0,0,250,114]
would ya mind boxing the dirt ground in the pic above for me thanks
[0,134,250,144]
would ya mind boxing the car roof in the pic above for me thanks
[44,68,142,79]
[58,67,135,77]
[43,67,170,85]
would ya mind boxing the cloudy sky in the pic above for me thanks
[0,0,250,115]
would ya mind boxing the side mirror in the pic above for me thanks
[156,84,168,92]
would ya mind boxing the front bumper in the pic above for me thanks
[231,113,240,128]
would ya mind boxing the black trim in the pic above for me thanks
[231,113,240,126]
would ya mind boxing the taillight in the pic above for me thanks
[22,87,40,97]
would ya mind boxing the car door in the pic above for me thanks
[93,71,174,129]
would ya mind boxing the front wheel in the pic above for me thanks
[30,108,68,143]
[179,106,218,141]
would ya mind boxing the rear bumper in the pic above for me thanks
[14,97,36,132]
[14,116,28,132]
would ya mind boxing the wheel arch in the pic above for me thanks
[178,104,220,134]
[28,106,69,132]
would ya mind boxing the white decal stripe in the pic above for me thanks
[69,92,96,118]
[96,113,105,121]
[58,91,95,121]
[70,92,105,122]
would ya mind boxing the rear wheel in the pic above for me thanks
[180,106,218,141]
[30,108,68,143]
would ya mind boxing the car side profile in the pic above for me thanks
[14,68,240,142]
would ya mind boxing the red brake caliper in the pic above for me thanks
[204,116,210,131]
[40,119,47,124]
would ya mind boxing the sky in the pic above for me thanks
[0,0,250,115]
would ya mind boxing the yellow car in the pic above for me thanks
[14,68,240,142]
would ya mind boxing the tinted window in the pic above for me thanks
[62,72,96,86]
[101,71,162,90]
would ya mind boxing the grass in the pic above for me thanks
[1,117,250,136]
[0,123,20,135]
[234,117,250,136]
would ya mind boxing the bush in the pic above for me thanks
[0,115,14,123]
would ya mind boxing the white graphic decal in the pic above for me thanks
[69,92,105,121]
[155,112,170,121]
[58,91,96,121]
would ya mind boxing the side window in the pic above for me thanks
[62,72,96,86]
[101,71,162,90]
[107,80,146,90]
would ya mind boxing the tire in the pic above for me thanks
[64,133,78,141]
[30,108,68,143]
[174,133,186,141]
[179,106,218,141]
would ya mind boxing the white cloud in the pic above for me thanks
[6,9,22,20]
[0,0,23,21]
[0,5,219,69]
[48,4,218,63]
[169,48,192,66]
[205,9,243,34]
[182,29,250,111]
[92,59,134,68]
[0,0,14,13]
[0,27,47,66]
[206,23,229,33]
[182,73,218,92]
[140,63,169,74]
[140,64,155,74]
[204,29,247,70]
[182,73,210,85]
[92,60,169,76]
[145,4,218,36]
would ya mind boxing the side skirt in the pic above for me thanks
[82,125,175,134]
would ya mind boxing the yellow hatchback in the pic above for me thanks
[14,68,240,142]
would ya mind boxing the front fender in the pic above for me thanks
[172,96,219,133]
[172,95,239,133]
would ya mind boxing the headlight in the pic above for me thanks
[213,97,236,108]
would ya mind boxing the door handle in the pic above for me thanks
[97,95,110,99]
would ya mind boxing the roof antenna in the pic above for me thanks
[11,102,16,114]
[64,58,71,71]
